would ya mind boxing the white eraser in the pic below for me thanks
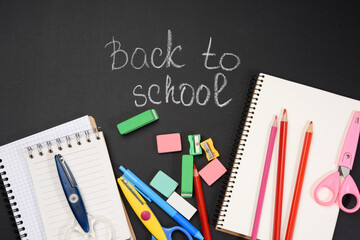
[166,192,197,220]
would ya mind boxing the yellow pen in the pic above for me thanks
[118,177,167,240]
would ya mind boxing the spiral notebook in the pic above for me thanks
[215,74,360,239]
[0,116,134,240]
[26,130,132,240]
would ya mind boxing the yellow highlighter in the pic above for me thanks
[118,177,167,240]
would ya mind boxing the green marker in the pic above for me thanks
[188,134,202,156]
[117,109,159,135]
[181,155,194,198]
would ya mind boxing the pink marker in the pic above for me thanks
[251,115,278,240]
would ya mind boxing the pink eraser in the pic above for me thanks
[156,133,182,153]
[199,158,227,186]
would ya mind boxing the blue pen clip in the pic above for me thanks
[122,175,152,202]
[55,154,90,233]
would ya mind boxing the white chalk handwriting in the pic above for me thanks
[105,30,241,107]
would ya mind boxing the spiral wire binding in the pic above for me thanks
[27,128,100,158]
[0,128,100,239]
[213,74,265,229]
[0,160,26,239]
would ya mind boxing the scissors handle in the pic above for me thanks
[338,175,360,213]
[64,215,114,240]
[65,221,95,240]
[151,226,193,240]
[314,171,340,206]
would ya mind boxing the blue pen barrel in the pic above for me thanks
[119,166,203,240]
[172,212,198,237]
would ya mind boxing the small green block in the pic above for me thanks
[117,109,159,135]
[181,155,193,198]
[150,171,178,198]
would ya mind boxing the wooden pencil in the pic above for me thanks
[250,116,278,240]
[285,121,313,240]
[193,164,212,240]
[273,109,288,240]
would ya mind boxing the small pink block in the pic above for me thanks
[156,133,182,153]
[199,158,227,186]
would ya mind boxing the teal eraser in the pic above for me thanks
[150,170,178,198]
[117,109,159,135]
[181,155,194,198]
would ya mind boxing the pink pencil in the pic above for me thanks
[250,116,278,240]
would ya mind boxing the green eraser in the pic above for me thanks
[150,170,178,198]
[181,155,194,198]
[188,134,202,156]
[117,109,159,135]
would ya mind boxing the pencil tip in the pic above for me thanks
[307,121,313,132]
[193,164,199,176]
[282,109,288,121]
[273,116,278,126]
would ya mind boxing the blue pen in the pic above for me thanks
[119,166,204,240]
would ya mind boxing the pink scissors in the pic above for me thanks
[314,111,360,213]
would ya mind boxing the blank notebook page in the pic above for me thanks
[27,132,131,240]
[218,74,360,240]
[0,116,92,239]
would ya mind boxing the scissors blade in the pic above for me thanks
[338,112,360,169]
[339,166,351,178]
[56,155,76,187]
[121,178,144,205]
[203,142,214,159]
[55,154,90,233]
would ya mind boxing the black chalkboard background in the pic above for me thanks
[1,1,360,239]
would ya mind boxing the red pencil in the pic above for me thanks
[285,121,313,240]
[273,109,288,240]
[193,164,212,240]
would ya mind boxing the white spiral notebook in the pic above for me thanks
[0,116,134,240]
[27,130,132,240]
[215,74,360,239]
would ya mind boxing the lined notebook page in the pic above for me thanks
[0,116,92,239]
[27,132,131,240]
[218,74,360,240]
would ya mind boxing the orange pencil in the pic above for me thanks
[273,109,288,240]
[285,121,313,240]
